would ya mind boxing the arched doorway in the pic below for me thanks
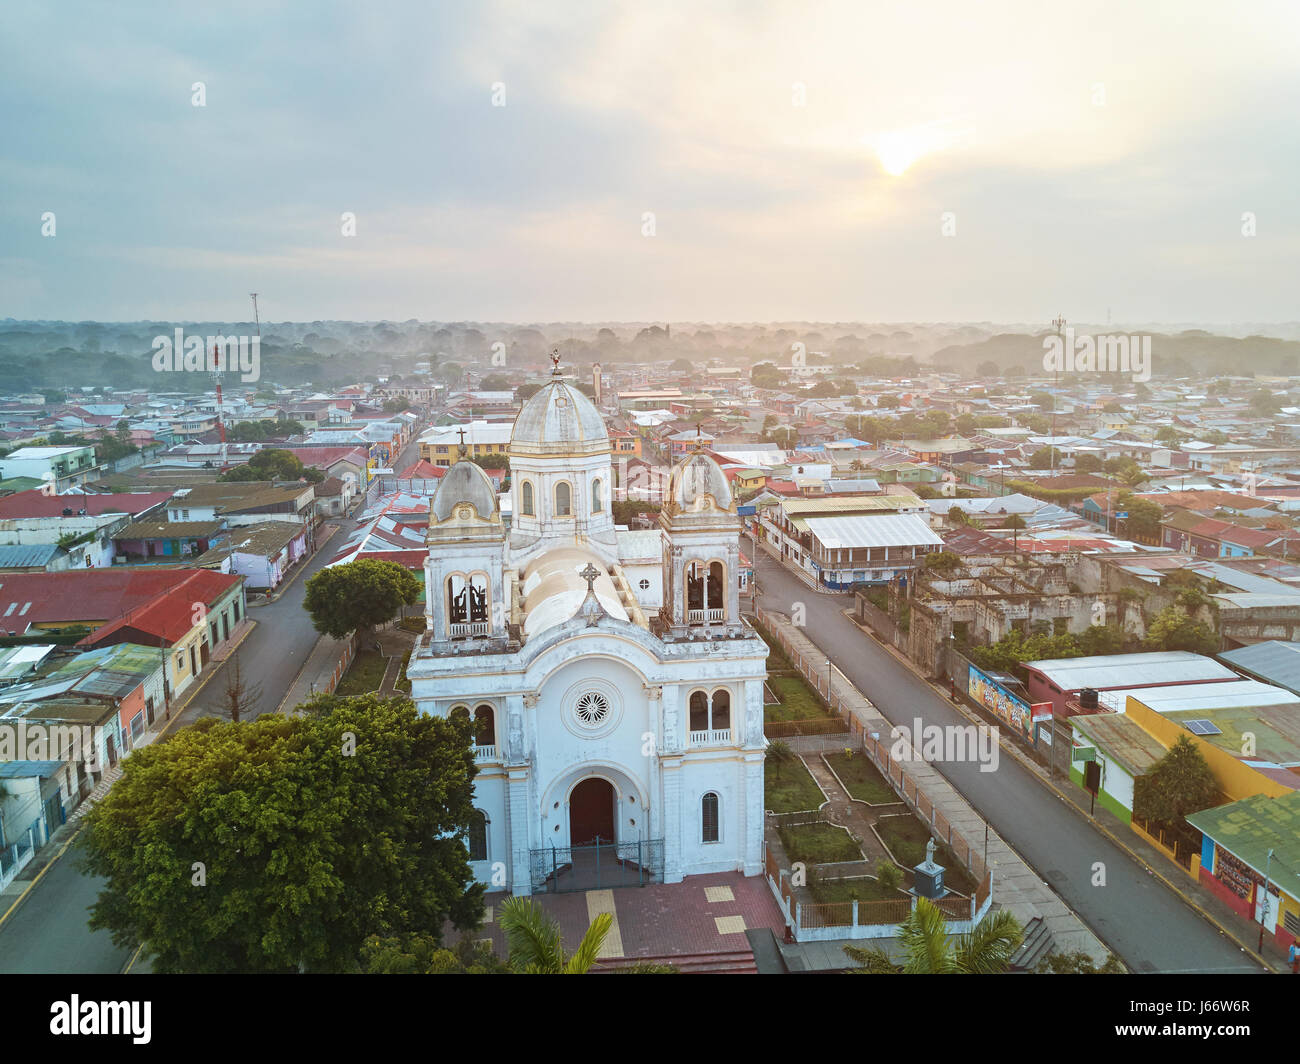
[569,777,616,846]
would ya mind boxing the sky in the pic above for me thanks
[2,0,1298,324]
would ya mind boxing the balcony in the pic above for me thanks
[474,744,498,761]
[686,608,726,625]
[450,621,491,638]
[689,728,732,747]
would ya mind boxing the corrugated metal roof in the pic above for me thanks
[1026,651,1237,689]
[802,512,944,550]
[1219,641,1300,696]
[1107,679,1300,714]
[0,543,60,569]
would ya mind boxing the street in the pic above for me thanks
[749,534,1262,973]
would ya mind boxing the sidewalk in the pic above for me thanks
[277,633,354,714]
[764,609,1112,962]
[750,534,841,597]
[843,608,1292,974]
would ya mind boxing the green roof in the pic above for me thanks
[1187,791,1300,890]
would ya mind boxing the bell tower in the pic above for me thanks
[659,445,743,639]
[425,452,509,647]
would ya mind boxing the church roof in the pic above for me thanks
[520,548,628,640]
[511,379,609,457]
[431,459,497,522]
[667,450,733,513]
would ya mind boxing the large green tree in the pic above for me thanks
[79,695,484,972]
[304,558,422,642]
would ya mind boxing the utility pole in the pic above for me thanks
[1051,314,1066,475]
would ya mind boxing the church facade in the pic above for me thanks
[406,369,768,894]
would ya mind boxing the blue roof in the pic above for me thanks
[0,760,63,778]
[0,543,60,569]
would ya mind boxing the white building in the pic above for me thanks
[407,370,768,894]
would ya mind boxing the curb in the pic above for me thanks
[841,607,1279,973]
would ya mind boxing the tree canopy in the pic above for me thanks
[304,558,423,640]
[219,447,323,483]
[1133,735,1219,827]
[79,694,484,972]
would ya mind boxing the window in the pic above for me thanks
[522,480,534,516]
[592,478,603,512]
[701,793,719,843]
[689,690,709,731]
[175,653,185,672]
[555,481,572,516]
[712,690,731,730]
[467,809,488,862]
[473,704,495,746]
[639,578,651,590]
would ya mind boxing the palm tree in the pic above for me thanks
[498,896,612,973]
[765,739,793,779]
[844,896,1023,974]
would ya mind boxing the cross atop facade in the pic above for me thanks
[1052,313,1067,334]
[578,562,600,592]
[457,425,467,457]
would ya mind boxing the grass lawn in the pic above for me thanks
[765,757,824,813]
[811,876,906,903]
[825,752,898,805]
[764,675,831,722]
[778,822,862,865]
[335,649,388,696]
[876,813,977,894]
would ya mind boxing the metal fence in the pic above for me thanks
[529,838,665,894]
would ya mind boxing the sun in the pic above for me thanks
[874,129,926,177]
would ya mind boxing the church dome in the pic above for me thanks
[431,459,497,522]
[511,379,609,457]
[667,450,733,513]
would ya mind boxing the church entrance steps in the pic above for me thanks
[594,949,757,974]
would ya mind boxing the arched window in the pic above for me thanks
[473,704,495,747]
[467,809,488,862]
[447,573,489,626]
[689,690,709,732]
[555,481,572,516]
[449,704,470,728]
[711,690,730,730]
[592,478,603,512]
[708,561,725,615]
[701,793,719,843]
[522,481,534,516]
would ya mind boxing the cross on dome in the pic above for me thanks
[578,562,600,591]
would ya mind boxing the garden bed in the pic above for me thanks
[765,756,825,814]
[335,649,388,696]
[810,875,908,904]
[824,751,900,805]
[764,675,833,722]
[778,822,863,865]
[875,813,977,894]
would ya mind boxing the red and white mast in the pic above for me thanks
[212,341,228,472]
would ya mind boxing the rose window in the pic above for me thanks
[574,692,610,726]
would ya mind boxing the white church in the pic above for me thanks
[407,363,768,894]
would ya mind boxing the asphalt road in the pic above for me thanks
[0,422,431,973]
[749,534,1262,973]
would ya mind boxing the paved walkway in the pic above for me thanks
[764,609,1112,962]
[466,872,785,971]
